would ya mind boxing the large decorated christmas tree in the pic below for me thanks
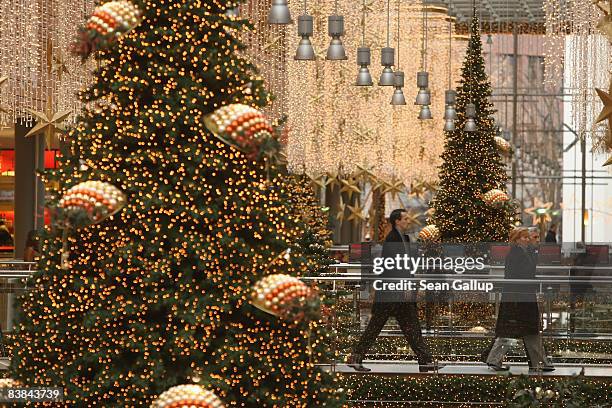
[10,0,343,406]
[430,16,514,243]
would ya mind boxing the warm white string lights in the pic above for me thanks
[544,0,611,144]
[284,0,466,185]
[0,0,95,126]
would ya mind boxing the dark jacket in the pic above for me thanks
[495,245,541,338]
[545,230,557,243]
[374,228,414,303]
[0,227,13,247]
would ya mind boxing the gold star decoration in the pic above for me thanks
[346,204,366,225]
[383,179,405,199]
[335,202,346,222]
[595,1,612,41]
[352,127,373,143]
[314,48,327,61]
[340,178,362,200]
[309,93,324,105]
[52,51,70,82]
[325,171,342,190]
[353,164,376,182]
[409,182,426,199]
[596,83,612,166]
[25,106,72,146]
[262,35,282,52]
[374,179,391,192]
[403,209,423,230]
[595,87,612,124]
[307,174,325,189]
[423,181,439,193]
[524,198,554,225]
[361,0,375,13]
[594,0,610,15]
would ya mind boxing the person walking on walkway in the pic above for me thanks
[347,209,439,372]
[485,227,554,372]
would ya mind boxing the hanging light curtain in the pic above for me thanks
[0,0,96,126]
[284,0,466,185]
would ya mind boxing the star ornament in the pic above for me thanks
[346,204,366,225]
[335,202,346,222]
[307,174,326,189]
[340,178,362,200]
[409,182,426,199]
[595,87,612,124]
[383,179,405,199]
[325,171,341,190]
[524,198,553,225]
[262,35,282,52]
[403,209,423,230]
[25,108,72,144]
[52,51,70,81]
[353,164,376,182]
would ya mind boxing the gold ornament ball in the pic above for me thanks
[87,0,141,37]
[494,136,511,155]
[251,274,315,317]
[151,384,224,408]
[204,104,274,156]
[59,180,126,224]
[482,189,509,207]
[418,225,440,242]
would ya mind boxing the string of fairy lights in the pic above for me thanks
[543,0,611,145]
[279,0,466,185]
[0,0,95,126]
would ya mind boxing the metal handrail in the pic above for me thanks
[303,275,612,284]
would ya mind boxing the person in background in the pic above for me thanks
[347,209,439,372]
[545,223,558,243]
[481,228,541,365]
[24,230,40,262]
[485,227,554,372]
[0,220,14,247]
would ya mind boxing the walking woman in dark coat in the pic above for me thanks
[485,227,555,371]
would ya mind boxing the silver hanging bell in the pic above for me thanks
[444,105,457,120]
[355,47,373,86]
[419,105,432,120]
[267,0,292,24]
[379,47,395,86]
[326,15,348,60]
[390,71,406,105]
[294,15,315,60]
[444,118,456,131]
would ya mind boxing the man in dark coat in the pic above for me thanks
[347,209,437,372]
[486,227,554,371]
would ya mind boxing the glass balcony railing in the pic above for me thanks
[306,242,612,371]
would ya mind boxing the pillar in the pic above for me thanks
[14,122,44,259]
